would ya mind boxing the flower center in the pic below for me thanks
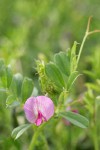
[35,111,46,126]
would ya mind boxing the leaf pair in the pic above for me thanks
[6,76,34,107]
[45,42,79,92]
[0,59,34,107]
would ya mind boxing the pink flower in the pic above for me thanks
[24,96,54,126]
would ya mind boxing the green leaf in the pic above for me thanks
[0,59,7,88]
[71,41,77,58]
[6,95,20,108]
[96,96,100,107]
[12,124,32,140]
[6,65,13,88]
[84,96,93,114]
[45,63,65,89]
[0,59,5,72]
[0,88,7,106]
[67,71,80,90]
[6,95,16,105]
[54,52,70,76]
[85,83,100,92]
[10,73,23,98]
[59,111,89,128]
[70,41,78,72]
[21,77,34,103]
[83,70,95,79]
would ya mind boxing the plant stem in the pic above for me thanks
[67,126,72,150]
[92,126,99,150]
[12,108,19,128]
[77,32,88,66]
[77,16,100,67]
[29,124,45,150]
[92,101,99,150]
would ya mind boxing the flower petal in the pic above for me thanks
[36,96,54,121]
[24,97,38,123]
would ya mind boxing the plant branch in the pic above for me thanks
[88,30,100,35]
[77,17,100,67]
[86,16,92,33]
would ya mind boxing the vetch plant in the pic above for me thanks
[0,17,100,150]
[10,17,100,150]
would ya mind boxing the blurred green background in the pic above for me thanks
[0,0,100,149]
[0,0,100,76]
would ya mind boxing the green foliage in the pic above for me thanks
[21,77,34,103]
[10,73,23,98]
[84,48,100,80]
[45,63,65,90]
[0,59,7,88]
[70,41,78,72]
[59,111,89,128]
[36,60,59,105]
[12,124,32,140]
[0,59,34,108]
[54,52,70,76]
[6,95,19,108]
[6,66,13,88]
[0,0,100,149]
[67,71,79,90]
[44,42,79,94]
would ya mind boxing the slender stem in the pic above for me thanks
[88,30,100,35]
[76,16,91,66]
[92,102,99,150]
[91,126,99,150]
[29,124,45,150]
[86,16,92,33]
[42,134,49,150]
[29,130,39,150]
[77,32,88,66]
[68,99,79,106]
[77,17,100,67]
[94,132,99,150]
[67,126,72,150]
[12,108,19,128]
